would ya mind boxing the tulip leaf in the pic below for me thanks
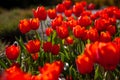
[94,65,103,80]
[0,59,8,69]
[60,52,65,62]
[64,49,70,60]
[69,65,73,75]
[51,30,56,44]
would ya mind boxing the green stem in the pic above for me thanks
[28,64,33,73]
[41,21,44,40]
[49,53,52,63]
[6,58,12,65]
[79,39,83,54]
[17,51,21,66]
[35,30,41,40]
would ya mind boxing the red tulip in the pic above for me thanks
[99,31,111,42]
[88,27,99,42]
[99,12,109,19]
[108,17,116,25]
[90,13,99,21]
[65,36,74,45]
[51,44,60,55]
[94,18,109,31]
[47,9,57,19]
[25,39,40,53]
[98,42,119,70]
[67,18,77,30]
[114,9,120,19]
[76,54,94,74]
[113,37,120,48]
[39,61,64,80]
[43,42,52,53]
[45,27,53,36]
[72,2,84,17]
[56,25,69,39]
[29,18,40,30]
[84,42,99,63]
[64,9,72,17]
[81,10,92,16]
[51,15,63,30]
[77,15,92,27]
[73,25,86,39]
[113,37,120,56]
[18,19,31,34]
[105,6,118,17]
[5,45,20,60]
[33,6,47,20]
[31,52,39,60]
[56,4,65,13]
[62,21,69,27]
[1,66,31,80]
[62,0,72,9]
[106,25,116,36]
[80,1,87,7]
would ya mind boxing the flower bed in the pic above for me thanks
[1,0,120,80]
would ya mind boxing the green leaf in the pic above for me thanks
[94,65,99,80]
[52,30,56,44]
[47,36,51,42]
[0,59,8,69]
[49,53,52,63]
[6,57,12,65]
[94,65,103,80]
[16,36,26,50]
[35,30,41,40]
[72,67,78,80]
[17,52,21,65]
[64,49,70,60]
[60,52,65,62]
[71,51,75,58]
[69,65,73,75]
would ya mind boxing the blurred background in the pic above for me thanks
[0,0,120,45]
[0,0,119,9]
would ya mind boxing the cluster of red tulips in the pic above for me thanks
[1,0,120,80]
[0,61,63,80]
